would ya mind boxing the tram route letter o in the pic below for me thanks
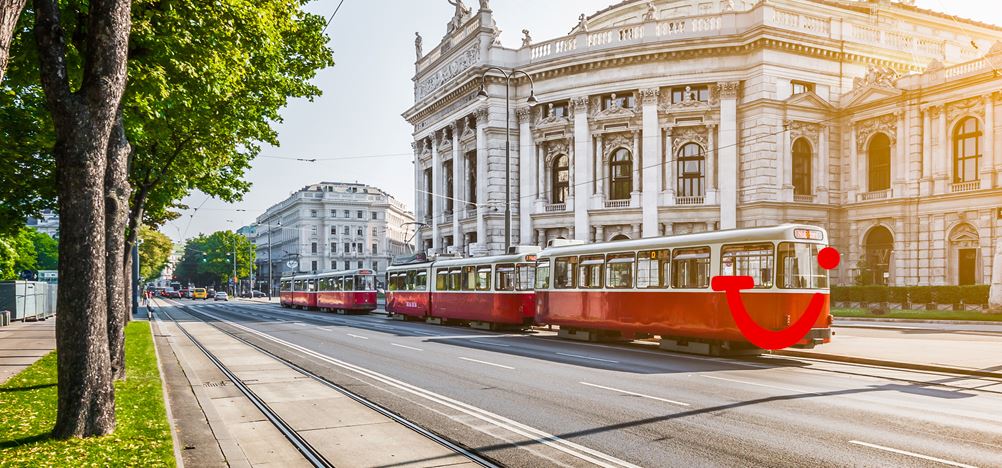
[711,247,840,350]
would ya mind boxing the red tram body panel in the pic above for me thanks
[385,264,432,319]
[430,291,536,325]
[315,270,378,312]
[534,224,833,348]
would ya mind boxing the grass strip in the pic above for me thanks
[833,308,1002,322]
[0,321,175,466]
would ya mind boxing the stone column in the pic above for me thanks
[983,95,994,189]
[920,107,933,196]
[537,145,546,203]
[641,88,660,238]
[707,124,717,203]
[895,111,907,195]
[431,133,442,253]
[994,93,1002,187]
[572,96,591,241]
[664,127,675,205]
[631,129,642,206]
[536,228,546,248]
[451,124,463,254]
[595,134,605,200]
[632,223,641,240]
[412,141,424,250]
[475,108,489,251]
[518,107,535,247]
[782,120,793,202]
[934,105,948,194]
[818,125,829,204]
[594,225,604,243]
[718,81,739,229]
[849,125,858,201]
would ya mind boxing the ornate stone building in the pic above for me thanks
[402,0,1002,286]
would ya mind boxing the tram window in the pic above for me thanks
[721,243,774,289]
[637,249,670,288]
[477,267,492,291]
[387,274,400,291]
[535,260,551,289]
[294,280,302,291]
[778,243,828,289]
[449,269,463,291]
[415,271,428,291]
[553,257,577,289]
[436,270,448,290]
[308,280,317,292]
[343,276,354,291]
[462,266,477,291]
[357,275,375,291]
[578,255,604,289]
[672,247,711,289]
[516,264,536,291]
[318,279,327,292]
[606,253,635,289]
[496,264,516,291]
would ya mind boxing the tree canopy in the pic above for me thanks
[137,226,172,281]
[174,231,255,287]
[0,227,57,279]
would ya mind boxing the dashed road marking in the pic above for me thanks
[580,382,690,407]
[848,440,977,468]
[459,357,515,370]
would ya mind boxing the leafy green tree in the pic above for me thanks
[28,227,58,270]
[0,236,18,280]
[137,226,172,281]
[175,231,255,288]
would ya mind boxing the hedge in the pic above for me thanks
[830,285,990,305]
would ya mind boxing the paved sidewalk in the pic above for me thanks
[834,317,1002,333]
[779,326,1002,378]
[0,318,56,385]
[152,299,476,467]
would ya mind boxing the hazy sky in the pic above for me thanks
[163,0,997,242]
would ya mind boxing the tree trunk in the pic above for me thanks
[0,0,28,83]
[105,115,131,381]
[34,0,131,439]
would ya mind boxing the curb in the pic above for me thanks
[773,349,1002,380]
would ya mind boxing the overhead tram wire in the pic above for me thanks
[321,0,346,34]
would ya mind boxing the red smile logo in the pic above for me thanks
[710,247,840,350]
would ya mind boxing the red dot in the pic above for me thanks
[818,247,840,270]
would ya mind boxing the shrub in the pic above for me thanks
[959,285,989,304]
[860,285,888,303]
[908,286,933,304]
[931,286,962,305]
[887,287,909,304]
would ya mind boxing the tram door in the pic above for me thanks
[958,249,977,286]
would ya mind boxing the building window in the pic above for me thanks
[953,117,982,183]
[372,243,378,255]
[343,226,349,235]
[444,160,454,213]
[343,209,350,218]
[609,148,632,200]
[311,225,318,234]
[310,209,318,217]
[602,93,635,110]
[330,210,337,218]
[371,228,377,237]
[676,143,705,197]
[552,154,569,204]
[465,151,478,210]
[372,261,379,271]
[371,212,378,220]
[344,242,350,253]
[542,101,569,118]
[331,243,336,253]
[862,226,894,286]
[331,261,336,270]
[867,133,891,192]
[311,260,318,271]
[791,80,815,95]
[311,242,317,254]
[792,138,812,196]
[671,85,709,104]
[330,227,336,235]
[357,261,363,269]
[356,210,363,219]
[357,228,363,236]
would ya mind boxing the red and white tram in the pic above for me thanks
[386,249,538,329]
[279,270,377,313]
[534,224,832,353]
[316,269,378,313]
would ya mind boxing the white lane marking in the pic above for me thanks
[848,441,977,468]
[470,340,512,347]
[459,357,515,370]
[580,382,689,407]
[347,334,369,340]
[556,352,619,364]
[195,309,637,468]
[391,343,423,351]
[701,375,822,395]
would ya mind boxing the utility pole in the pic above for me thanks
[232,240,237,296]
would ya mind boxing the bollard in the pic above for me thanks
[1,310,9,327]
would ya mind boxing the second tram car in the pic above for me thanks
[386,249,539,329]
[534,224,832,353]
[316,269,378,313]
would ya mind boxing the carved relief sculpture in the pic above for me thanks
[855,114,897,151]
[671,125,710,153]
[640,87,659,106]
[717,81,740,99]
[787,120,822,148]
[416,45,481,100]
[852,64,900,90]
[946,96,985,123]
[643,0,657,21]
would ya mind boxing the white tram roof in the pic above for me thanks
[430,248,541,269]
[538,224,827,258]
[314,269,375,279]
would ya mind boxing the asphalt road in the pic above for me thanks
[170,299,1002,467]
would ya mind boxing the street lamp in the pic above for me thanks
[476,67,537,253]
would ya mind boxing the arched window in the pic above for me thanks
[863,226,894,286]
[953,117,982,183]
[610,234,630,241]
[867,133,891,192]
[792,138,812,196]
[551,154,569,204]
[610,148,632,200]
[676,143,705,197]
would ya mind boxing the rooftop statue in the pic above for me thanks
[447,0,473,33]
[415,32,423,60]
[522,29,532,47]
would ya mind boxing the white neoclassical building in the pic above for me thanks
[254,182,414,290]
[402,0,1002,286]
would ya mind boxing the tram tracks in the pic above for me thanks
[157,305,500,468]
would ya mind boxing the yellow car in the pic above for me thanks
[192,288,208,300]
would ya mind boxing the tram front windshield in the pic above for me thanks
[778,243,829,289]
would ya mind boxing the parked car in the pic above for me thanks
[165,290,182,299]
[240,290,267,298]
[192,288,208,300]
[207,289,216,297]
[213,291,229,301]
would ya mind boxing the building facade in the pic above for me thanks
[26,209,59,239]
[403,0,1002,286]
[254,182,414,291]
